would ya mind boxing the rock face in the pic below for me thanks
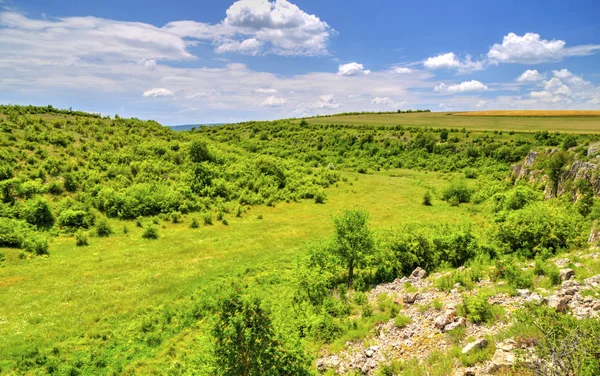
[589,222,600,244]
[512,147,600,197]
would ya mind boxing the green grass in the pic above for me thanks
[0,169,487,372]
[304,112,600,134]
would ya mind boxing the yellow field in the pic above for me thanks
[454,110,600,117]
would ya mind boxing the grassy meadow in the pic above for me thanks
[304,111,600,133]
[0,170,485,373]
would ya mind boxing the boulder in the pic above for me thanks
[462,339,488,354]
[562,280,582,295]
[560,269,575,281]
[517,289,531,298]
[526,292,543,304]
[444,317,466,332]
[411,267,427,280]
[487,341,516,373]
[546,295,571,313]
[403,292,420,304]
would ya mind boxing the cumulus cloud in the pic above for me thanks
[338,62,370,76]
[215,38,263,55]
[423,52,484,73]
[516,69,543,82]
[312,94,340,109]
[371,97,393,105]
[261,95,287,107]
[476,100,487,108]
[0,0,333,60]
[488,32,600,64]
[143,88,175,97]
[434,80,488,94]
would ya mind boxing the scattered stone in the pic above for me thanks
[584,275,600,288]
[411,267,427,280]
[562,280,582,296]
[560,269,575,281]
[517,289,531,298]
[365,348,374,358]
[403,292,420,304]
[462,339,488,355]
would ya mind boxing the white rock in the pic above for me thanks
[462,339,489,354]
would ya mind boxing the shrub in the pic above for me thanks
[442,180,473,204]
[422,191,432,206]
[458,294,497,324]
[314,190,326,204]
[95,218,113,237]
[497,202,583,256]
[171,211,181,224]
[75,231,89,246]
[22,235,49,255]
[0,251,5,262]
[58,209,94,230]
[23,198,55,229]
[189,140,212,163]
[203,212,213,225]
[190,217,199,229]
[142,225,159,239]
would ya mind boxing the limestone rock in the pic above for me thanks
[462,339,488,354]
[487,340,517,373]
[411,267,427,280]
[526,292,543,304]
[584,275,600,288]
[546,295,571,313]
[560,269,575,281]
[403,292,420,304]
[517,289,531,298]
[444,317,466,332]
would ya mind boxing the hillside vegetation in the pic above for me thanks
[1,105,600,375]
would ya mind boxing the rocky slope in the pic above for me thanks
[317,248,600,375]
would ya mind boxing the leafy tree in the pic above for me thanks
[541,151,568,196]
[212,286,310,376]
[332,210,375,286]
[440,129,449,142]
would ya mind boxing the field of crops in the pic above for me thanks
[305,111,600,133]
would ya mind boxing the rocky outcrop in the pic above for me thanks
[511,146,600,198]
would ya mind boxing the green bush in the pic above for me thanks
[190,217,199,229]
[95,218,113,237]
[57,209,94,230]
[442,180,473,204]
[422,191,432,206]
[142,225,159,239]
[22,235,49,255]
[457,294,497,324]
[75,231,89,246]
[203,212,213,225]
[23,198,55,229]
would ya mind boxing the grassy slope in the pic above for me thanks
[0,170,486,371]
[304,112,600,133]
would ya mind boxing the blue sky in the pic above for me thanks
[1,0,599,125]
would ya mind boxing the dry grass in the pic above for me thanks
[454,110,600,117]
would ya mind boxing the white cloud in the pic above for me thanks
[434,80,488,94]
[423,52,484,73]
[338,62,370,76]
[254,88,278,94]
[392,67,412,74]
[516,69,543,82]
[312,94,340,109]
[215,38,263,55]
[261,95,287,107]
[143,88,175,97]
[476,100,487,108]
[372,97,393,105]
[0,0,333,60]
[552,69,590,87]
[488,32,600,64]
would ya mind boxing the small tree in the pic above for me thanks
[189,140,212,163]
[212,287,310,376]
[23,197,55,229]
[332,210,375,286]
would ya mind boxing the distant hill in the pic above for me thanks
[169,123,224,131]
